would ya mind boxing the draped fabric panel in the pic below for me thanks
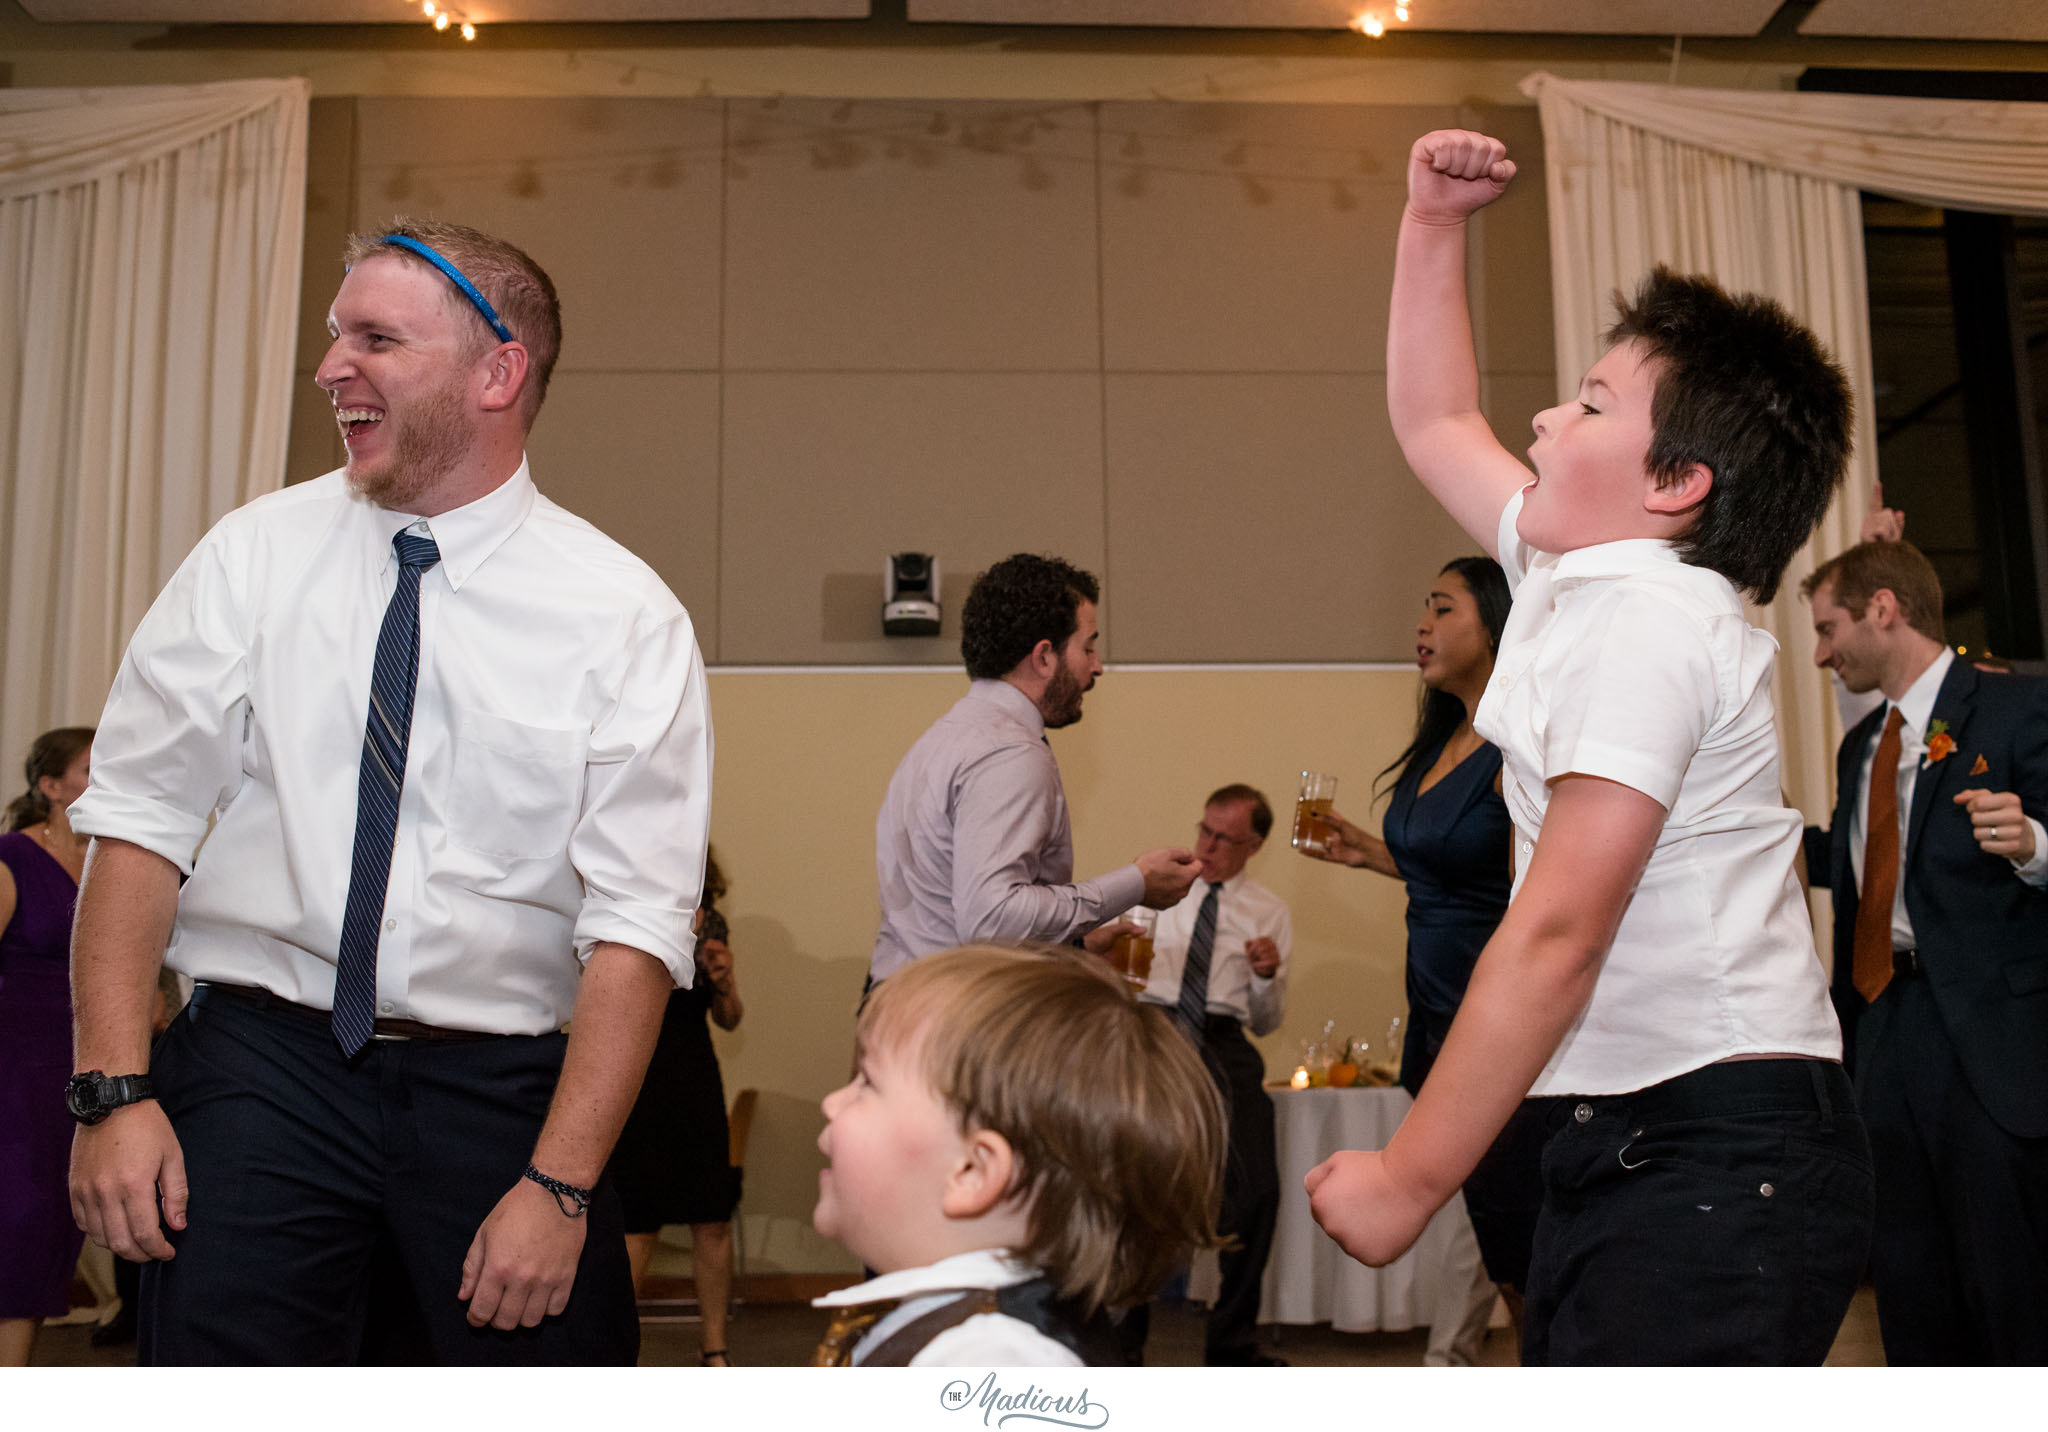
[1520,73,2048,833]
[0,79,307,770]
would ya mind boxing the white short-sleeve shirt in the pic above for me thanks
[1478,489,1840,1096]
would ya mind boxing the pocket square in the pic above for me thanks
[1970,754,1989,776]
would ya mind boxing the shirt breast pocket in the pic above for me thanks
[446,708,586,861]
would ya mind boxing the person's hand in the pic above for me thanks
[70,1100,188,1262]
[459,1173,588,1330]
[1406,130,1515,227]
[1304,1148,1440,1268]
[1082,918,1140,957]
[1136,848,1203,909]
[1245,936,1281,979]
[697,936,735,995]
[1301,807,1381,869]
[1953,788,2037,865]
[1861,479,1905,544]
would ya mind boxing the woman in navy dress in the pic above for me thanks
[1306,559,1550,1326]
[0,727,94,1365]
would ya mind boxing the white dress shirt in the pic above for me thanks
[1849,648,2048,938]
[1480,490,1841,1096]
[1138,870,1290,1035]
[871,680,1146,982]
[813,1249,1082,1367]
[69,462,713,1036]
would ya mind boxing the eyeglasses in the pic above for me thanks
[1196,821,1256,848]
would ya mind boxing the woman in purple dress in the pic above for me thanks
[0,727,93,1365]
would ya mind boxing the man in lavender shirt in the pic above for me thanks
[870,554,1201,987]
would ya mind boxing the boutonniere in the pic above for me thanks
[1924,718,1955,765]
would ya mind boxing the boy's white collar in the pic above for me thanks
[812,1248,1041,1308]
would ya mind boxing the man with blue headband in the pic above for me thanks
[68,219,712,1365]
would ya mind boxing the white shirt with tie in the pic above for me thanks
[1138,871,1290,1036]
[1848,647,2048,947]
[69,461,713,1036]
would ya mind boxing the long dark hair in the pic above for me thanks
[6,727,95,832]
[1374,559,1510,802]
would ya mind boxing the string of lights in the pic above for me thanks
[413,0,478,42]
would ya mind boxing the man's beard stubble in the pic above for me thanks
[1041,657,1086,730]
[344,371,475,511]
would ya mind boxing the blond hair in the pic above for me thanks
[862,945,1226,1314]
[343,218,561,427]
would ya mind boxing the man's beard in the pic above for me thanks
[345,372,474,510]
[1040,655,1087,729]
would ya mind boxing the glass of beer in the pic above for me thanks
[1292,770,1338,856]
[1110,908,1157,989]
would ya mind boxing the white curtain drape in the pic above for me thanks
[0,79,307,771]
[1520,73,2048,829]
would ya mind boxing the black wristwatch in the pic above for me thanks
[66,1071,157,1126]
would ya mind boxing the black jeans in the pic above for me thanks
[1522,1059,1874,1365]
[138,985,638,1365]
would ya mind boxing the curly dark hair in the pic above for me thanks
[1606,267,1852,604]
[960,554,1100,680]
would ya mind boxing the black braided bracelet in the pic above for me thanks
[522,1163,593,1218]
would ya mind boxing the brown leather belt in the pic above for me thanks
[196,980,500,1043]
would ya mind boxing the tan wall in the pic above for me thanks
[707,663,1423,1274]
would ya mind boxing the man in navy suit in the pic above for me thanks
[1802,540,2048,1364]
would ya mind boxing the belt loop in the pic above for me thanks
[1808,1060,1834,1133]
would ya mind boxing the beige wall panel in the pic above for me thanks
[1466,103,1556,381]
[352,98,725,373]
[722,98,1101,372]
[524,372,723,656]
[297,96,358,371]
[705,664,1419,1272]
[1103,373,1473,662]
[718,372,1105,664]
[1099,102,1454,374]
[284,373,343,486]
[1480,372,1559,462]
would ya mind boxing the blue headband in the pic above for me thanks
[380,234,515,344]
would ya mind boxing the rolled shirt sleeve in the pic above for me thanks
[68,528,252,874]
[570,612,714,985]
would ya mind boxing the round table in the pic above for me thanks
[1192,1083,1488,1336]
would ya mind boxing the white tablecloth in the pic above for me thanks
[1196,1084,1485,1335]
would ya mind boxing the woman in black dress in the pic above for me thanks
[1304,558,1550,1341]
[611,859,745,1364]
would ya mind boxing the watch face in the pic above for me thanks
[66,1072,110,1124]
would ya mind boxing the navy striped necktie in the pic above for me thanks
[1175,882,1223,1041]
[332,529,441,1056]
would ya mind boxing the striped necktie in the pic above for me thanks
[332,529,442,1056]
[1175,882,1223,1041]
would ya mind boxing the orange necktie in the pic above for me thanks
[1852,707,1905,1003]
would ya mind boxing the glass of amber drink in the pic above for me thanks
[1110,908,1157,988]
[1292,771,1338,855]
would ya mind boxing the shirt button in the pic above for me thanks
[383,918,396,932]
[1573,1102,1593,1124]
[378,1001,394,1015]
[1759,1183,1775,1198]
[1521,841,1533,857]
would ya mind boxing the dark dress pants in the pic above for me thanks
[1855,974,2048,1364]
[1115,1016,1278,1365]
[1521,1059,1873,1365]
[138,986,638,1365]
[1200,1018,1279,1362]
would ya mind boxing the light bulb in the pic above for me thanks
[461,21,475,39]
[434,11,450,29]
[1395,3,1409,20]
[1357,14,1386,38]
[422,1,435,14]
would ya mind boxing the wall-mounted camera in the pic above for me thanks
[884,553,941,636]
